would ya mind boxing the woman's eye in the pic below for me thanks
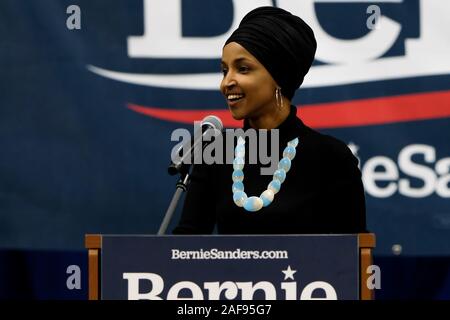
[239,66,249,73]
[221,68,228,75]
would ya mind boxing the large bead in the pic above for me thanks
[273,169,286,183]
[278,158,292,172]
[235,144,245,158]
[268,180,281,194]
[232,181,244,193]
[260,189,274,207]
[233,191,247,207]
[233,157,245,170]
[288,137,299,147]
[232,170,244,182]
[283,146,296,160]
[243,196,263,212]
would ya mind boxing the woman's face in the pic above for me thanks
[220,42,278,121]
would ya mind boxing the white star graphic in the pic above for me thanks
[282,265,297,280]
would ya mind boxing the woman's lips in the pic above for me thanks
[226,96,245,108]
[227,96,244,108]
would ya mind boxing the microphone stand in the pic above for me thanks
[157,167,191,235]
[158,118,222,235]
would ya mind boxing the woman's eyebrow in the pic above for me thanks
[221,57,252,66]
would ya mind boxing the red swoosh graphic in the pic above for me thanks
[127,90,450,129]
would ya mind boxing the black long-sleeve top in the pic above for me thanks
[173,106,366,234]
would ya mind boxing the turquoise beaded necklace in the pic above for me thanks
[232,136,299,212]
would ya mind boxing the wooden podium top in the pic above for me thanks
[85,233,376,249]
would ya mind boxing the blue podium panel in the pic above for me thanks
[101,235,359,300]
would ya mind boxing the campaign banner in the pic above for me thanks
[0,0,449,255]
[101,235,359,300]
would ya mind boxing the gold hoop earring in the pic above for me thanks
[275,87,283,110]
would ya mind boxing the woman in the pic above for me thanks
[173,6,366,234]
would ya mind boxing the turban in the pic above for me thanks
[225,6,317,100]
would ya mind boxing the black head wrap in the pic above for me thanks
[224,6,317,100]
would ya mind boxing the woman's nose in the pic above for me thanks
[223,73,237,88]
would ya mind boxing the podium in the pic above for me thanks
[85,233,375,300]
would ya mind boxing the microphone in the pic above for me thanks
[168,115,223,175]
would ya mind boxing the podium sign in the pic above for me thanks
[84,234,374,300]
